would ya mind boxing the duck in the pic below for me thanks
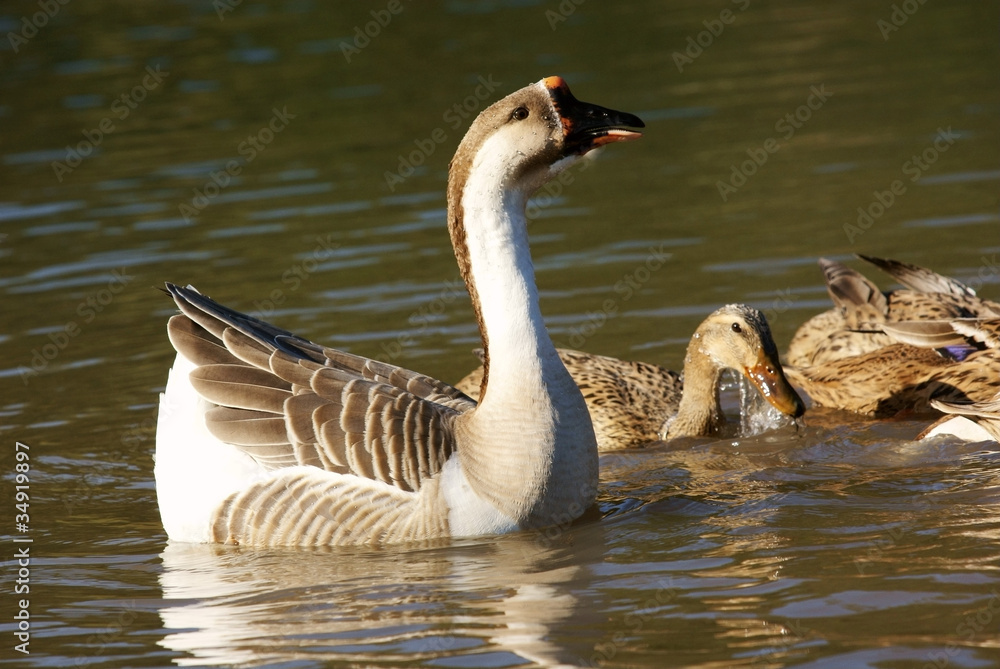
[918,391,1000,443]
[454,304,805,450]
[785,317,1000,417]
[786,255,998,368]
[154,76,644,547]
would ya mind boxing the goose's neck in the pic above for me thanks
[668,346,725,438]
[446,146,597,524]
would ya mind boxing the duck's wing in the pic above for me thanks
[857,254,977,297]
[166,283,475,493]
[818,257,886,329]
[879,320,972,349]
[928,388,1000,443]
[879,318,999,361]
[931,391,1000,420]
[951,318,1000,349]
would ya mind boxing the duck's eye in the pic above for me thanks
[511,107,529,121]
[731,323,742,333]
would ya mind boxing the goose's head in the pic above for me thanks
[448,76,644,202]
[689,305,806,418]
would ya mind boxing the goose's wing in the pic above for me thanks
[818,257,886,329]
[166,283,475,493]
[208,466,448,546]
[857,254,977,297]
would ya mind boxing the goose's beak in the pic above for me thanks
[544,76,644,155]
[743,352,806,418]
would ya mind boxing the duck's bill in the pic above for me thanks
[544,76,645,155]
[743,354,806,418]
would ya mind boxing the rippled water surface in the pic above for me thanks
[2,1,999,667]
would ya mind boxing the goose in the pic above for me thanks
[454,304,805,450]
[786,255,998,368]
[154,76,644,547]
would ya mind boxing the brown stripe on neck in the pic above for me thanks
[447,153,490,403]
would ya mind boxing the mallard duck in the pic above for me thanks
[918,391,1000,443]
[455,304,805,450]
[155,77,644,546]
[785,317,1000,417]
[786,255,999,368]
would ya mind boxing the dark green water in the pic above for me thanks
[1,1,998,667]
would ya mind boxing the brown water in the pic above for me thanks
[2,1,999,667]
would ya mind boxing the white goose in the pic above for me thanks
[155,76,644,547]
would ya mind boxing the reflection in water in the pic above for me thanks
[158,535,594,667]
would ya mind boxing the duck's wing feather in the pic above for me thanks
[166,283,474,493]
[950,318,1000,349]
[879,320,972,349]
[931,392,1000,419]
[857,254,977,297]
[818,257,886,329]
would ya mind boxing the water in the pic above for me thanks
[2,1,999,666]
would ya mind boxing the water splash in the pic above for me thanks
[738,373,796,436]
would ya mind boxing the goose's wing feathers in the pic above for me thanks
[166,283,470,492]
[858,254,977,297]
[209,466,447,546]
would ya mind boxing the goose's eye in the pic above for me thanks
[511,107,529,121]
[731,323,742,333]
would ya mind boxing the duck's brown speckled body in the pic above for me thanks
[786,255,998,368]
[786,340,999,417]
[786,256,1000,417]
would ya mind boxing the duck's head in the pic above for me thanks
[448,76,644,200]
[690,304,806,418]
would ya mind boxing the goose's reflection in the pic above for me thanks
[157,527,605,667]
